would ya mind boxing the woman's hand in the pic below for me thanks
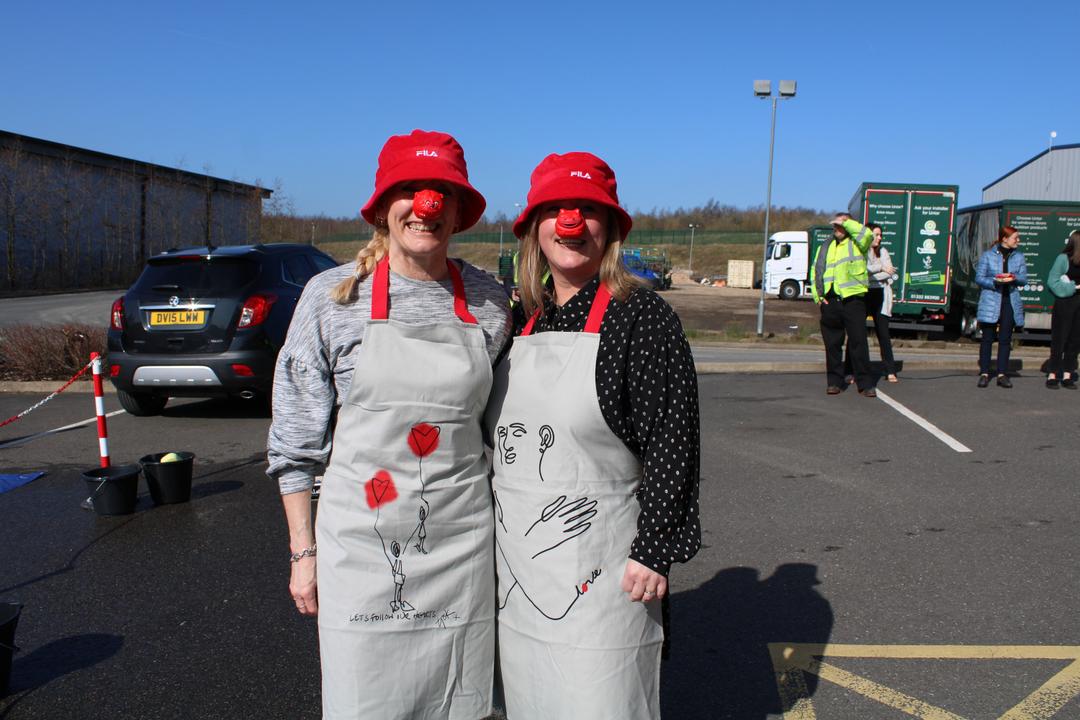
[621,559,667,603]
[290,555,318,616]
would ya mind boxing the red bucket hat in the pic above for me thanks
[360,130,486,232]
[512,152,633,240]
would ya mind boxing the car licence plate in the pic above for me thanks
[149,310,206,326]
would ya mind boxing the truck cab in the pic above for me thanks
[764,226,832,300]
[764,231,810,299]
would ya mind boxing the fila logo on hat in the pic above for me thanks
[416,149,439,158]
[570,170,592,179]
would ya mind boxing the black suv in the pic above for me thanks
[107,243,339,415]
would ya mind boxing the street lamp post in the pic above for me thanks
[753,79,796,337]
[688,223,699,274]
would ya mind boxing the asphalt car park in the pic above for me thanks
[2,370,1079,719]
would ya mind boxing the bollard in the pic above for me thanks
[90,352,109,468]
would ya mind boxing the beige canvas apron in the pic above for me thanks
[485,283,663,720]
[316,255,494,720]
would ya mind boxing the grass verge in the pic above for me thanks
[0,324,107,382]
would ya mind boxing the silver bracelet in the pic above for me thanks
[289,545,317,563]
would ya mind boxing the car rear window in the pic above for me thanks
[135,256,259,294]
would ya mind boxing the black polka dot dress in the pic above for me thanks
[529,276,702,576]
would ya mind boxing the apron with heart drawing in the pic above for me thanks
[484,283,663,720]
[316,255,494,720]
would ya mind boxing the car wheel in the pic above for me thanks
[780,281,800,301]
[117,389,168,416]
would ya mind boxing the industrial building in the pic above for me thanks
[0,131,271,293]
[982,143,1080,203]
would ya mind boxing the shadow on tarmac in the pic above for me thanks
[160,397,270,420]
[1,633,123,718]
[662,563,833,719]
[0,517,139,595]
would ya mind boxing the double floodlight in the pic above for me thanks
[753,80,797,98]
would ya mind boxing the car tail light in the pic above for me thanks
[231,364,255,377]
[110,297,125,330]
[110,364,121,377]
[237,293,277,328]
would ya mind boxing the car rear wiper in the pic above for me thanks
[153,284,183,292]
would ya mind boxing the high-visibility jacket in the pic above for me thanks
[811,219,874,302]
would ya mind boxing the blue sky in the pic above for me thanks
[5,0,1078,220]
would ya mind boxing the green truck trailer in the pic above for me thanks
[847,182,960,332]
[953,200,1080,336]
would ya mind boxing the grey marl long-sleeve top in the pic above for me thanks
[266,260,512,494]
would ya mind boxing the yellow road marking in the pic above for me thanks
[769,644,1080,720]
[1000,660,1080,719]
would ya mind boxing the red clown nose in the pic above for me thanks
[555,208,585,238]
[413,189,444,220]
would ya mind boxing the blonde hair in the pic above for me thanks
[330,227,390,304]
[518,208,642,316]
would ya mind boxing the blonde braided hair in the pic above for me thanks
[329,228,390,304]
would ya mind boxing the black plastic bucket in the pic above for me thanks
[82,465,140,516]
[0,602,21,697]
[140,452,194,505]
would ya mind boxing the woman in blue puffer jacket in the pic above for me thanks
[975,225,1027,388]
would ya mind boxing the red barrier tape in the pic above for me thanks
[0,359,96,429]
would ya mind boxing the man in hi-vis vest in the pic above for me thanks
[811,213,876,397]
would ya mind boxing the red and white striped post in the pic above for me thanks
[90,352,110,468]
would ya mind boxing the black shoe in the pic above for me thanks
[859,388,877,398]
[997,375,1012,388]
[1063,377,1078,389]
[1047,377,1060,389]
[826,386,841,395]
[977,374,990,388]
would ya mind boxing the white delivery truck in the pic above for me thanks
[763,226,833,300]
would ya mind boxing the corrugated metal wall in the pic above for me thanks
[983,146,1080,203]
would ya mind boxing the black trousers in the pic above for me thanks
[1048,294,1080,377]
[865,287,896,374]
[978,292,1015,375]
[846,287,896,376]
[820,294,872,390]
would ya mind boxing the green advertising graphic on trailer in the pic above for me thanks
[954,201,1080,333]
[1006,208,1080,312]
[905,193,954,303]
[849,182,958,322]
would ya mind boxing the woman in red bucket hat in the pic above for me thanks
[486,152,701,719]
[267,130,511,719]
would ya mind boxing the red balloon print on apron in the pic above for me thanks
[408,422,440,457]
[364,470,398,509]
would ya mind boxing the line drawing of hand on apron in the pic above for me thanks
[494,488,601,620]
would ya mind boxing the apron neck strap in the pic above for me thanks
[370,255,477,324]
[521,309,541,337]
[521,281,612,337]
[583,282,612,334]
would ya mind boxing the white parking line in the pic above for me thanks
[876,390,972,453]
[0,410,126,450]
